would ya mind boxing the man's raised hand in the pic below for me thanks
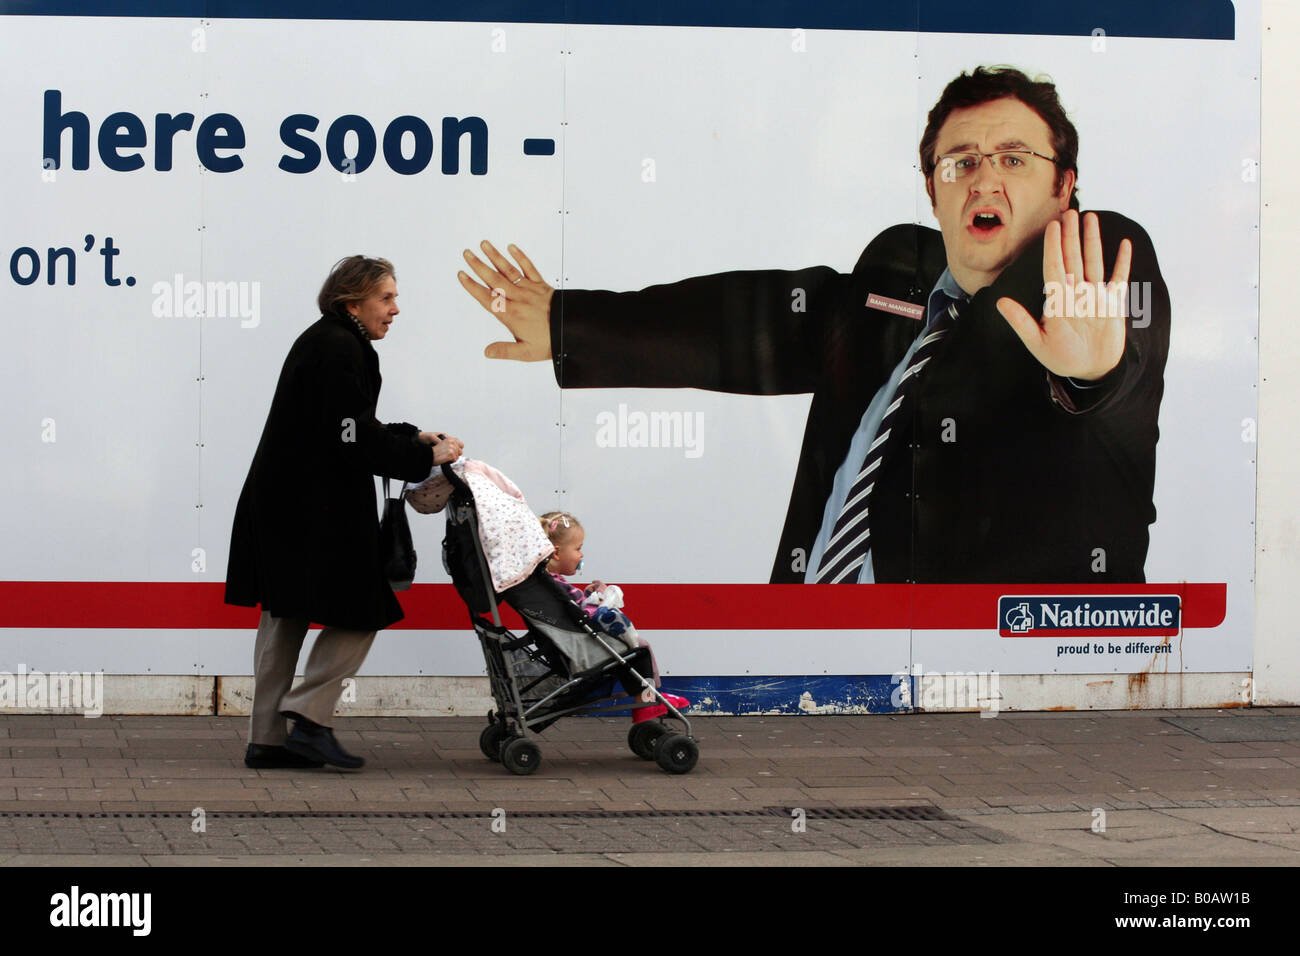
[997,210,1132,381]
[458,241,554,362]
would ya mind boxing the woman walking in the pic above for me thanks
[225,256,462,769]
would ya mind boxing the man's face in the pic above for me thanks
[929,97,1075,294]
[348,275,399,339]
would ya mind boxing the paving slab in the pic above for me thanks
[0,710,1296,864]
[1163,715,1300,742]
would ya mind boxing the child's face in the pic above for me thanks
[549,529,585,576]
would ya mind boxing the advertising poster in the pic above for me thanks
[0,1,1258,712]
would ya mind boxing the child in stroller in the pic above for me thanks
[408,460,699,775]
[537,510,689,724]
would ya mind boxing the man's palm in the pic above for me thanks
[998,210,1132,381]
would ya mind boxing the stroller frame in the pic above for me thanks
[439,464,697,775]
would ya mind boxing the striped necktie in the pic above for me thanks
[814,295,964,584]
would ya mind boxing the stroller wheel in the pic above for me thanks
[479,722,508,762]
[628,720,668,761]
[654,734,699,775]
[501,737,543,776]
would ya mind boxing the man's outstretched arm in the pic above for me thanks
[458,240,848,395]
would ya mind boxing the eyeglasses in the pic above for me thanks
[935,149,1059,181]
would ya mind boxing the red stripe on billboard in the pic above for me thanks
[0,582,1227,630]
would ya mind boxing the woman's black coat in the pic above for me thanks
[225,313,434,631]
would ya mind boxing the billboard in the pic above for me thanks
[0,1,1258,711]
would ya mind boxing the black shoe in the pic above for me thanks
[284,722,365,770]
[244,743,324,769]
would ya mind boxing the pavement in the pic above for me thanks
[0,708,1297,866]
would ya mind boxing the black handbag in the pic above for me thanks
[379,478,416,591]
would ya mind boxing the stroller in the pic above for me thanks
[436,464,698,776]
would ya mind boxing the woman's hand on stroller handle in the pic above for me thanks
[420,432,464,464]
[458,240,554,363]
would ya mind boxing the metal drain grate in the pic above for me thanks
[0,805,953,821]
[786,806,956,821]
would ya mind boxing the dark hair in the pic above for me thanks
[919,66,1079,210]
[317,255,395,317]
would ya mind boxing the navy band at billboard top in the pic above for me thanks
[0,0,1236,38]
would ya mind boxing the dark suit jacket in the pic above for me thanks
[225,314,434,630]
[549,211,1169,583]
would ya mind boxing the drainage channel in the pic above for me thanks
[0,806,955,822]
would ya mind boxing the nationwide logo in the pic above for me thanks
[998,595,1181,637]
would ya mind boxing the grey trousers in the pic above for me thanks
[249,611,376,745]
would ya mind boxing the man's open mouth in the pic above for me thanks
[971,211,1003,232]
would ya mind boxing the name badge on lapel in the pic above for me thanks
[865,292,925,320]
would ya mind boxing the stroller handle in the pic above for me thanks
[441,460,505,630]
[441,460,470,493]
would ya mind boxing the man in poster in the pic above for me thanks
[458,66,1169,585]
